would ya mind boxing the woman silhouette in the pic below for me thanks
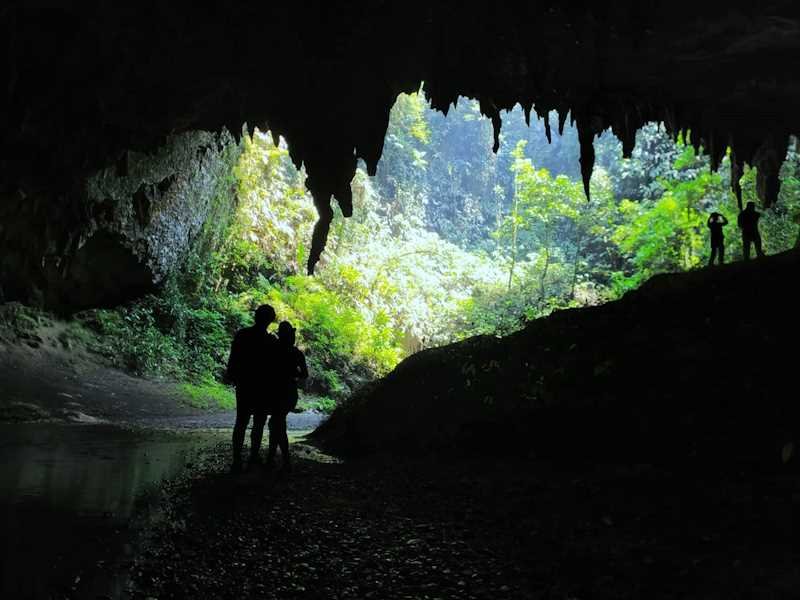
[266,321,308,471]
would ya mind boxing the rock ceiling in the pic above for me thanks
[3,1,800,272]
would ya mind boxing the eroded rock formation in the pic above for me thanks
[0,129,239,309]
[312,249,800,460]
[2,2,800,299]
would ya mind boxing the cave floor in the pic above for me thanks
[130,442,800,600]
[3,306,800,599]
[0,338,325,599]
[1,419,798,599]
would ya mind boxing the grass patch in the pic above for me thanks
[179,380,236,410]
[297,394,337,414]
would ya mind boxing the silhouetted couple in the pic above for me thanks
[707,202,764,266]
[226,305,308,473]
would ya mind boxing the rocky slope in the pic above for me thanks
[313,250,800,466]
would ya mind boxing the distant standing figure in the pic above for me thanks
[266,321,308,472]
[737,201,765,260]
[707,212,729,266]
[225,304,278,473]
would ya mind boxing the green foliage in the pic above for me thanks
[489,141,620,318]
[261,274,402,377]
[80,92,800,415]
[296,394,338,413]
[0,302,51,339]
[611,148,724,289]
[180,380,236,410]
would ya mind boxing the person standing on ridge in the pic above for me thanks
[266,321,308,473]
[737,201,765,260]
[225,304,279,473]
[707,212,729,266]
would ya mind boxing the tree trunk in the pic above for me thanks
[570,228,583,300]
[539,228,551,304]
[507,180,520,292]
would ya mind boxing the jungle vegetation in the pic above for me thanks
[82,92,800,410]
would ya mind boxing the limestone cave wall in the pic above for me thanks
[0,129,241,310]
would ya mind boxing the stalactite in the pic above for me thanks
[730,151,744,211]
[611,110,636,158]
[304,152,357,272]
[491,113,502,153]
[709,132,726,173]
[478,99,503,154]
[690,130,702,156]
[288,144,303,171]
[335,180,354,218]
[663,107,678,143]
[544,113,552,144]
[362,115,389,177]
[557,109,568,136]
[307,192,334,275]
[536,107,552,144]
[576,116,595,201]
[753,135,789,206]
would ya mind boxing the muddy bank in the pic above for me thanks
[0,312,327,432]
[0,324,209,423]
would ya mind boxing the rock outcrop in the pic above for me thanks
[0,130,240,311]
[312,249,800,465]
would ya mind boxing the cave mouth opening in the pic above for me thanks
[4,8,800,598]
[227,90,800,388]
[5,90,799,418]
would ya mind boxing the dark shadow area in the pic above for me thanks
[0,424,220,599]
[62,231,155,311]
[133,441,800,600]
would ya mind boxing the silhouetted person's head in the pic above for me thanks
[278,321,296,346]
[254,304,276,329]
[746,201,756,212]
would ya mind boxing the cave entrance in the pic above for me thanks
[213,92,800,410]
[2,94,799,418]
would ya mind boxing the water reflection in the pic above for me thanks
[0,424,220,599]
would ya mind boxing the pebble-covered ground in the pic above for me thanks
[130,441,800,600]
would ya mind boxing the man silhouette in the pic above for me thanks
[737,201,765,260]
[707,212,728,265]
[225,304,278,473]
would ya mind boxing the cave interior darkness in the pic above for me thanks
[3,3,800,599]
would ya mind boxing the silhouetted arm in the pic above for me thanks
[224,334,240,385]
[296,349,309,382]
[720,215,729,226]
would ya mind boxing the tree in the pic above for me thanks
[495,140,588,304]
[612,145,728,290]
